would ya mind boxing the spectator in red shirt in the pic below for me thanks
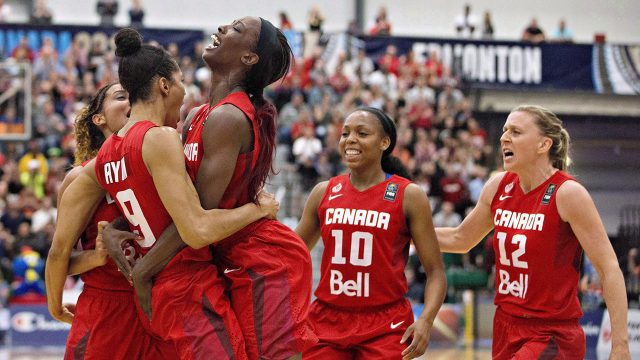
[11,37,34,63]
[378,44,400,76]
[439,164,468,214]
[369,6,392,36]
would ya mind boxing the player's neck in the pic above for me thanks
[208,72,245,105]
[120,105,166,134]
[517,163,557,193]
[348,167,386,191]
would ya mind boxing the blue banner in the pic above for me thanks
[361,35,640,95]
[10,304,70,347]
[580,307,604,351]
[0,24,204,60]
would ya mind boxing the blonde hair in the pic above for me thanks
[512,105,571,171]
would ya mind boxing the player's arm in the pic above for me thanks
[46,161,105,323]
[557,181,630,358]
[195,104,251,210]
[295,181,328,250]
[142,127,275,249]
[130,104,253,278]
[57,166,108,275]
[435,172,503,253]
[122,105,208,299]
[401,184,447,360]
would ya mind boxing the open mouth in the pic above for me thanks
[503,149,514,159]
[344,148,361,160]
[206,34,221,49]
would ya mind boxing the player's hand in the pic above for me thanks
[257,191,279,219]
[50,304,75,324]
[132,270,153,320]
[100,221,139,282]
[93,222,109,267]
[401,317,432,360]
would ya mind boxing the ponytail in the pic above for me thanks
[382,155,412,180]
[247,91,277,203]
[554,127,571,171]
[244,18,293,203]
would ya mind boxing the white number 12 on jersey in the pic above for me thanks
[497,231,528,269]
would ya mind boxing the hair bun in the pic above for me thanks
[114,28,143,57]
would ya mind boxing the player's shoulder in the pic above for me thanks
[142,126,182,154]
[478,171,508,204]
[556,178,589,202]
[145,125,180,139]
[311,180,331,198]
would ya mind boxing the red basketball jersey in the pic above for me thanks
[315,174,412,308]
[79,193,130,290]
[94,121,211,264]
[491,171,583,320]
[183,92,258,209]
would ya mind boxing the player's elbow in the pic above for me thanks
[181,231,209,250]
[46,243,70,264]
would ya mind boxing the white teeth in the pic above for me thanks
[210,34,220,48]
[345,149,360,155]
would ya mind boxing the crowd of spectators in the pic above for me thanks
[0,3,618,309]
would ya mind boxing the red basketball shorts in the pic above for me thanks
[64,286,175,360]
[492,307,586,360]
[149,260,247,360]
[303,299,414,360]
[215,220,317,359]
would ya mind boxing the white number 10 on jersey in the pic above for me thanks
[330,230,373,266]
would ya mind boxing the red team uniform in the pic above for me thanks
[304,174,415,359]
[490,171,585,359]
[95,121,246,360]
[184,92,316,359]
[64,185,160,360]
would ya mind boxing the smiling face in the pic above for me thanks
[202,16,261,71]
[500,110,550,171]
[339,110,390,171]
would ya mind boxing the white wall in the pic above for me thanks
[35,0,640,44]
[366,0,640,43]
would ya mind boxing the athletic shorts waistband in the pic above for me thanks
[495,306,580,326]
[81,285,134,300]
[315,298,408,313]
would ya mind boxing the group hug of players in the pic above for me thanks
[46,16,630,360]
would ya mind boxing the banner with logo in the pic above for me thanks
[0,24,204,60]
[10,304,70,347]
[360,35,640,95]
